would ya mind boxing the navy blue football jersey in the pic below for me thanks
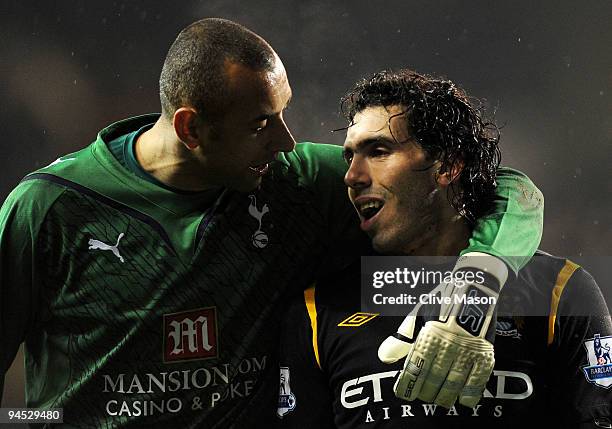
[279,252,612,428]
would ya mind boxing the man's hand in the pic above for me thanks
[391,318,495,408]
[378,252,508,408]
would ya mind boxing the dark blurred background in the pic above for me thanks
[1,0,610,409]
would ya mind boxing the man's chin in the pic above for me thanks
[372,244,391,255]
[233,176,263,193]
[371,235,389,254]
[371,234,402,255]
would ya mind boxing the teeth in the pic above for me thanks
[360,201,383,211]
[249,163,268,172]
[357,200,384,219]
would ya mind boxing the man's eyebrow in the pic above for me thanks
[252,94,292,123]
[347,136,397,151]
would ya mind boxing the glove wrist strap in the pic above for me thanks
[455,252,509,288]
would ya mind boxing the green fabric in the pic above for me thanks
[0,181,65,403]
[461,167,544,274]
[0,115,370,427]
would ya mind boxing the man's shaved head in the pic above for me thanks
[159,18,277,120]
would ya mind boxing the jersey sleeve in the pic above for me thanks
[462,167,544,275]
[0,180,63,402]
[283,143,370,276]
[285,144,543,277]
[278,287,335,429]
[548,266,612,427]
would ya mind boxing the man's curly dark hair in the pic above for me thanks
[340,69,501,222]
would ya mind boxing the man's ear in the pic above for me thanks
[436,160,464,187]
[173,107,201,150]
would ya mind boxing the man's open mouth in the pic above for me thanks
[355,199,384,220]
[249,163,269,175]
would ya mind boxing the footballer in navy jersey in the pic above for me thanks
[279,256,612,428]
[278,69,611,428]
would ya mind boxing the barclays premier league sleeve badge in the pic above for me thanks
[277,367,297,418]
[582,334,612,388]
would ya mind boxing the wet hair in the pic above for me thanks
[340,69,501,222]
[159,18,276,120]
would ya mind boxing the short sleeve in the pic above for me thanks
[548,267,612,427]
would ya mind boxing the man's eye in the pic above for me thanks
[253,120,268,133]
[342,150,353,165]
[370,147,389,157]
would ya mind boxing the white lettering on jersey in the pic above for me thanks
[382,407,390,420]
[493,370,533,400]
[494,405,503,417]
[340,369,533,410]
[341,371,397,408]
[401,404,414,417]
[422,404,437,416]
[446,406,459,416]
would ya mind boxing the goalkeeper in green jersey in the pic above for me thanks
[1,18,542,427]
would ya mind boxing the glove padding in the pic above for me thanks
[378,252,508,409]
[392,319,495,408]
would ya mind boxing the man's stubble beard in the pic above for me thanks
[373,187,441,255]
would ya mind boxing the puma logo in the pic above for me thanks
[88,233,125,263]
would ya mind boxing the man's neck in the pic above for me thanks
[134,118,212,192]
[429,214,471,256]
[403,211,471,257]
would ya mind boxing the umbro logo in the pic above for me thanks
[495,319,522,339]
[338,312,379,327]
[88,233,125,263]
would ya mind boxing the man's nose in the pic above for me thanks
[271,119,296,153]
[344,156,371,190]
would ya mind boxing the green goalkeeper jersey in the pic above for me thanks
[0,114,543,428]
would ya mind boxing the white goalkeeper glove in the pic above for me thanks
[378,252,508,409]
